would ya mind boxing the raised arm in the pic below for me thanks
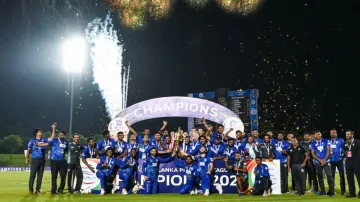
[48,124,56,141]
[223,128,233,141]
[202,118,210,131]
[125,121,137,136]
[160,121,167,131]
[158,152,176,163]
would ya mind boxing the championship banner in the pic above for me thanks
[108,97,245,140]
[81,158,281,194]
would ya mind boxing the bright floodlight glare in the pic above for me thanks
[63,37,86,73]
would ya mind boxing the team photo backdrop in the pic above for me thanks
[79,159,281,194]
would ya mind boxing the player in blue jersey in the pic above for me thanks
[117,148,138,195]
[96,130,115,157]
[138,134,151,160]
[150,132,170,155]
[274,133,290,193]
[252,130,264,145]
[141,147,176,194]
[96,148,117,195]
[251,156,272,196]
[125,121,143,144]
[209,136,226,158]
[26,124,56,195]
[192,135,212,156]
[81,138,97,173]
[311,131,335,197]
[234,130,246,151]
[329,129,345,195]
[192,146,223,196]
[174,155,200,194]
[38,129,69,194]
[224,138,238,162]
[180,136,195,155]
[112,131,128,159]
[127,134,139,154]
[224,152,248,196]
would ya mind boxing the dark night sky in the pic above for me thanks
[0,0,359,138]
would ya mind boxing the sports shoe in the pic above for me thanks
[306,189,312,193]
[122,189,128,195]
[204,189,209,196]
[215,184,223,194]
[194,188,198,194]
[263,191,268,196]
[190,190,195,195]
[35,189,42,195]
[100,188,105,196]
[132,185,140,194]
[239,192,244,197]
[28,190,34,195]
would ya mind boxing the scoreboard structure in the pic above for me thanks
[187,89,259,133]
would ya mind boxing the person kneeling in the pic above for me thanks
[251,156,272,196]
[174,155,200,194]
[224,152,248,196]
[118,148,138,195]
[96,148,117,195]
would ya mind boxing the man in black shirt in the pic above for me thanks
[343,130,360,198]
[258,135,276,160]
[300,133,319,193]
[67,133,84,194]
[287,137,308,196]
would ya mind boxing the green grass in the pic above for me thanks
[0,154,51,167]
[0,171,358,202]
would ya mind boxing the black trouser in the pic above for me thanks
[280,163,288,193]
[314,163,334,195]
[51,160,67,193]
[67,163,83,192]
[28,158,45,192]
[346,159,360,196]
[305,161,318,191]
[290,164,295,191]
[291,164,306,195]
[252,178,272,195]
[330,160,345,194]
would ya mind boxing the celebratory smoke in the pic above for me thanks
[85,13,130,119]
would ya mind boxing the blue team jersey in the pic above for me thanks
[138,143,151,159]
[193,143,212,157]
[96,156,117,176]
[96,139,116,156]
[81,145,97,159]
[112,141,128,157]
[274,140,290,163]
[150,140,165,151]
[174,158,199,179]
[311,138,331,164]
[28,138,48,159]
[208,143,225,158]
[136,135,144,144]
[329,138,344,162]
[118,156,137,174]
[180,143,194,155]
[142,155,173,178]
[255,138,264,144]
[224,145,238,161]
[127,142,138,153]
[210,132,227,144]
[49,138,68,161]
[195,156,213,175]
[254,164,270,186]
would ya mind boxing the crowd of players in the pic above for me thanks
[26,119,360,198]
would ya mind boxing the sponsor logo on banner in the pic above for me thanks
[0,167,51,172]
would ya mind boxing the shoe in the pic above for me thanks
[215,184,223,194]
[194,188,198,195]
[28,190,34,195]
[190,190,195,195]
[35,189,42,195]
[73,191,81,194]
[122,189,128,195]
[314,191,320,195]
[100,189,105,196]
[346,195,355,198]
[51,191,57,195]
[132,185,140,194]
[263,191,268,196]
[306,189,312,193]
[268,189,272,196]
[57,190,64,194]
[331,195,335,198]
[204,189,209,196]
[239,192,244,197]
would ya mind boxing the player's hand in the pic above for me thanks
[224,157,228,162]
[288,168,291,173]
[229,128,233,132]
[125,120,129,125]
[207,171,211,175]
[127,160,132,165]
[90,167,95,173]
[202,117,205,122]
[51,124,56,129]
[25,158,29,166]
[102,163,108,167]
[254,171,259,174]
[269,158,273,162]
[163,121,167,125]
[301,163,306,168]
[144,176,149,181]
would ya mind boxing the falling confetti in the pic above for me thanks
[148,0,172,19]
[186,0,210,8]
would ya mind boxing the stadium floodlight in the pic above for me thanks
[62,37,86,136]
[62,37,86,73]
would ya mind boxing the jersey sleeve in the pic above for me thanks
[27,139,33,149]
[82,147,89,159]
[263,165,270,178]
[48,139,55,146]
[96,157,104,170]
